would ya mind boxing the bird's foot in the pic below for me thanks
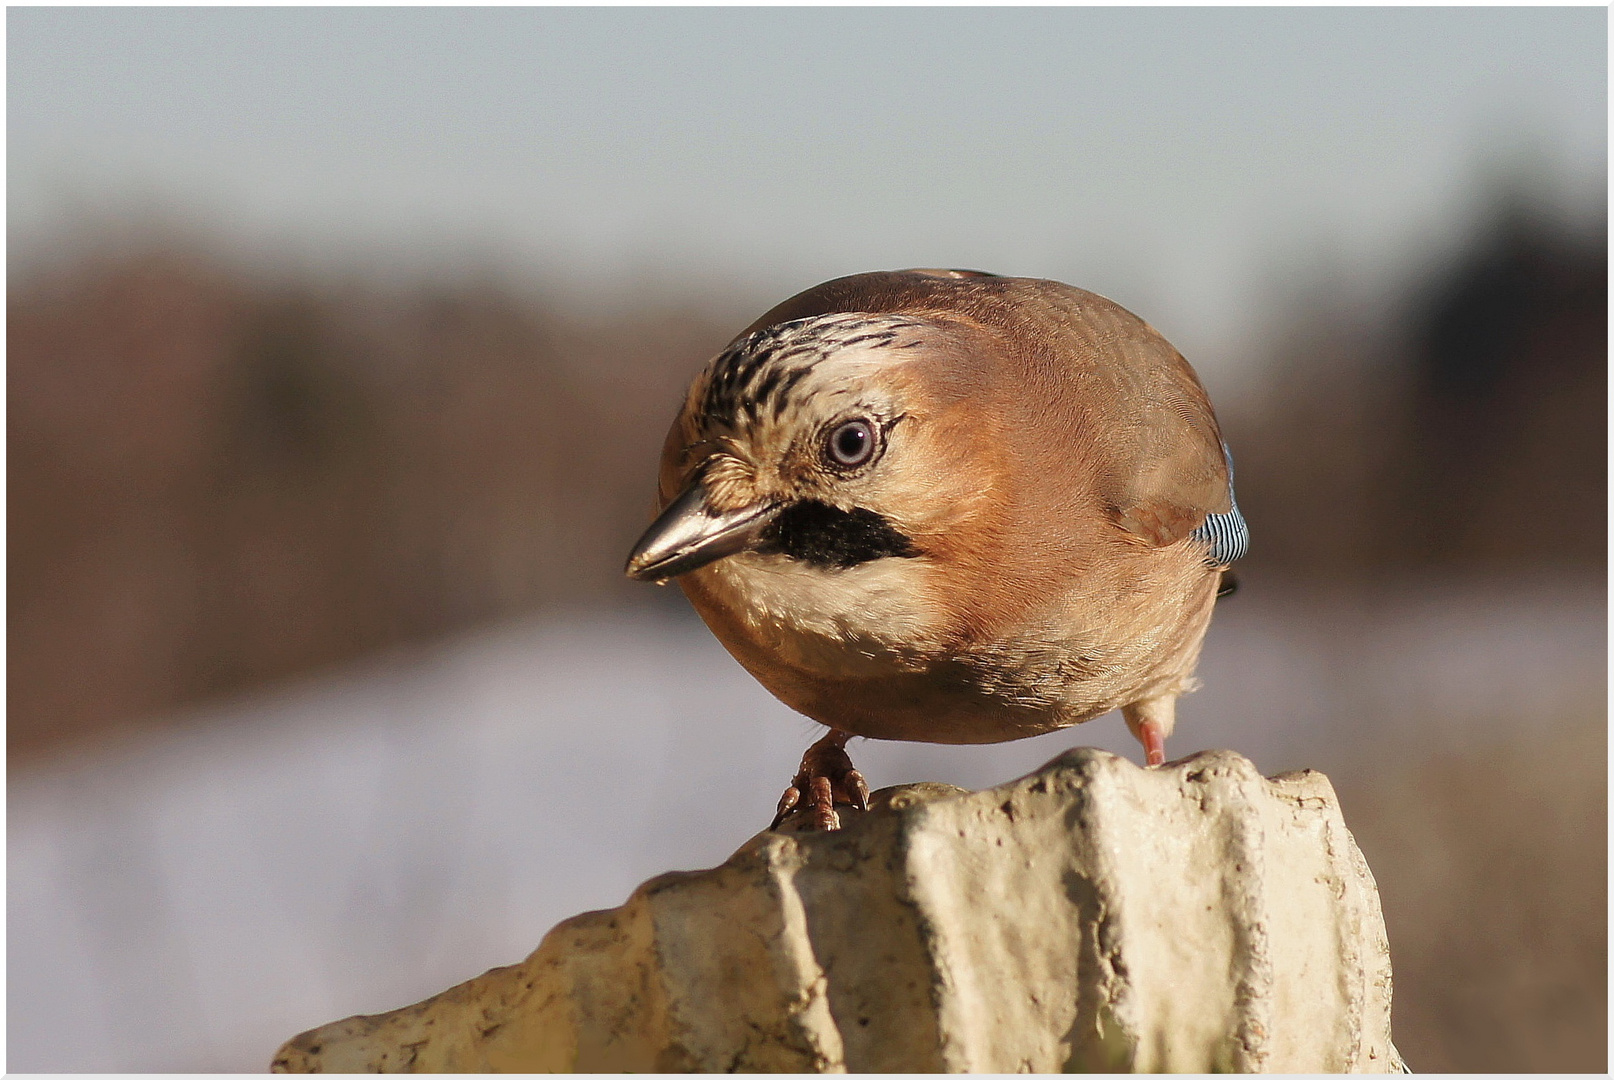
[771,730,869,832]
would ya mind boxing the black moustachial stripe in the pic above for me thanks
[755,500,919,569]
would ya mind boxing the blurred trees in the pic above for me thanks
[1231,199,1605,579]
[9,253,731,754]
[8,199,1606,754]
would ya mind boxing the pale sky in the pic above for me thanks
[8,7,1606,384]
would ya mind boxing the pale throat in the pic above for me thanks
[696,552,946,678]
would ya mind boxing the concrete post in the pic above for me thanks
[273,748,1404,1073]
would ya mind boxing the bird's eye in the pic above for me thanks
[825,419,877,468]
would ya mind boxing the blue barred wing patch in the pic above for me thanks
[1190,444,1249,566]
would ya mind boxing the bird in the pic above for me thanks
[625,269,1247,831]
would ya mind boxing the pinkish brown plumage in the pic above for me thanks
[627,269,1246,830]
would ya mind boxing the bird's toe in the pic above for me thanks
[771,730,867,832]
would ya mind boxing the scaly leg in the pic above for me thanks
[771,729,870,831]
[1122,694,1178,768]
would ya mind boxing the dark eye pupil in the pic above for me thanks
[830,421,873,465]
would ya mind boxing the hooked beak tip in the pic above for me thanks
[624,485,780,584]
[623,551,669,583]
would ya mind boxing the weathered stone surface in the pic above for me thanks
[272,748,1402,1073]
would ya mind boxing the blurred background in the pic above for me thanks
[8,7,1605,1072]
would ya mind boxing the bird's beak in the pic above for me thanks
[624,482,781,583]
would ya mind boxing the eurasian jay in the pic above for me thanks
[626,269,1247,830]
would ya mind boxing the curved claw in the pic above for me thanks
[846,769,870,812]
[770,784,802,831]
[770,730,867,832]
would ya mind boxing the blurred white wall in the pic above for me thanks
[10,579,1603,1071]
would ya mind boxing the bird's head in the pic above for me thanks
[625,311,990,584]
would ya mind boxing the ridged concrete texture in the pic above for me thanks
[272,748,1402,1073]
